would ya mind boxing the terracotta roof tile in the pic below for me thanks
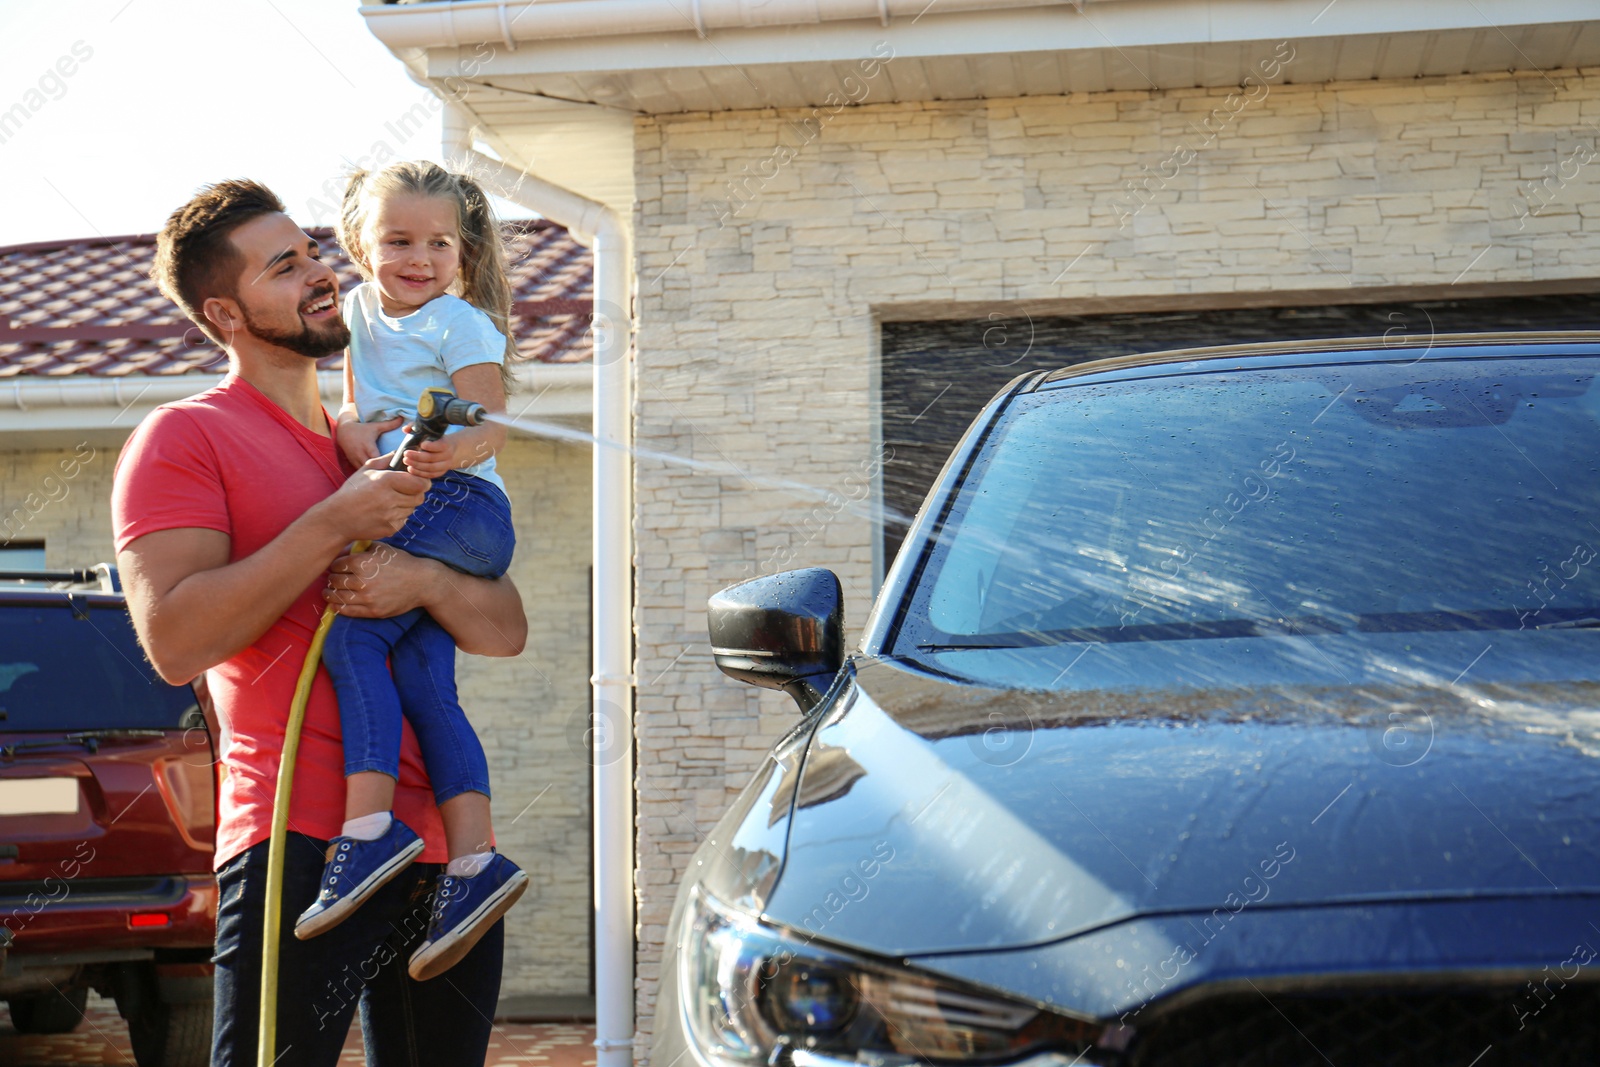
[0,221,593,378]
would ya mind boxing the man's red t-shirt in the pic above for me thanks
[111,375,447,869]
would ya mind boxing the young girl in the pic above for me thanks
[292,160,528,983]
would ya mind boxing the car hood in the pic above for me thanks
[760,657,1600,956]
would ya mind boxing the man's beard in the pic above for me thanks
[240,296,350,360]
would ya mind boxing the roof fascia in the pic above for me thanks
[0,364,592,444]
[378,0,1600,83]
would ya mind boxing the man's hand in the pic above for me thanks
[317,457,429,543]
[325,542,423,618]
[335,414,404,469]
[325,544,526,656]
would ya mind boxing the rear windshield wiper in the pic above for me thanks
[1,729,169,759]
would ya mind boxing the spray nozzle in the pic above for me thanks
[388,387,488,471]
[416,386,487,434]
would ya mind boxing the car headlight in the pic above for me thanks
[679,887,1101,1066]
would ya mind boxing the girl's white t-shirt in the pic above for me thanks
[344,282,507,493]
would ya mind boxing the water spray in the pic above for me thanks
[483,411,914,532]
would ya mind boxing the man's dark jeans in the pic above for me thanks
[212,830,502,1066]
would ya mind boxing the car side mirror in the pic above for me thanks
[708,568,844,713]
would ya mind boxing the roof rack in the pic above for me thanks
[0,563,120,594]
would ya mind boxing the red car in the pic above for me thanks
[0,566,215,1066]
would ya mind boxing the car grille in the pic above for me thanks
[1127,985,1600,1067]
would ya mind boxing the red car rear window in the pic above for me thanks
[0,604,198,731]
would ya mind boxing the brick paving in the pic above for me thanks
[0,991,599,1067]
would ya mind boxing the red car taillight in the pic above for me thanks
[128,913,170,928]
[152,757,215,851]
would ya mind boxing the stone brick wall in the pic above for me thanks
[0,436,593,997]
[629,67,1600,1057]
[471,436,594,996]
[1,443,119,566]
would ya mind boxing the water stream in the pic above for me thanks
[485,411,914,532]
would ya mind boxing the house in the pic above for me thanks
[0,222,599,1005]
[359,2,1600,1059]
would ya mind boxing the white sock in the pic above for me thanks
[446,850,494,878]
[341,812,392,841]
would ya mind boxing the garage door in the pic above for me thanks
[880,294,1600,567]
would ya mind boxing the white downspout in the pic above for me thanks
[443,105,636,1067]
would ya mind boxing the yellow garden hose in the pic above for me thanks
[255,388,487,1065]
[257,539,371,1067]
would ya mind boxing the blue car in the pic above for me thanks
[659,334,1600,1066]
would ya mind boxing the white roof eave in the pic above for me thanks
[361,0,1079,51]
[365,0,1600,119]
[364,0,1600,93]
[0,363,593,447]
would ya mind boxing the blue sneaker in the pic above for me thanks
[407,853,529,981]
[294,819,425,940]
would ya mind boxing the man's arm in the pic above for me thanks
[325,544,527,657]
[119,459,431,685]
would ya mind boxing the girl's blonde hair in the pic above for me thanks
[337,161,518,392]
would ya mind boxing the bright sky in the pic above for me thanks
[0,0,519,246]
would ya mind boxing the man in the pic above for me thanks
[112,180,526,1065]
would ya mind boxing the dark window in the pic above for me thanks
[0,603,197,731]
[881,294,1600,567]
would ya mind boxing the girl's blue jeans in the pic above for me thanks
[323,471,514,806]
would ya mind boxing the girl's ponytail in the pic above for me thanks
[452,171,518,392]
[336,169,373,273]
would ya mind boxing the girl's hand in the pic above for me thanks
[336,415,405,469]
[401,435,459,480]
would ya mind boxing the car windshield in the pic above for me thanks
[0,602,198,731]
[898,354,1600,675]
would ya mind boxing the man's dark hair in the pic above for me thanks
[151,180,285,345]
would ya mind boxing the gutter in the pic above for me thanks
[0,372,343,412]
[0,363,589,422]
[444,107,637,1067]
[361,0,1076,48]
[0,373,339,444]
